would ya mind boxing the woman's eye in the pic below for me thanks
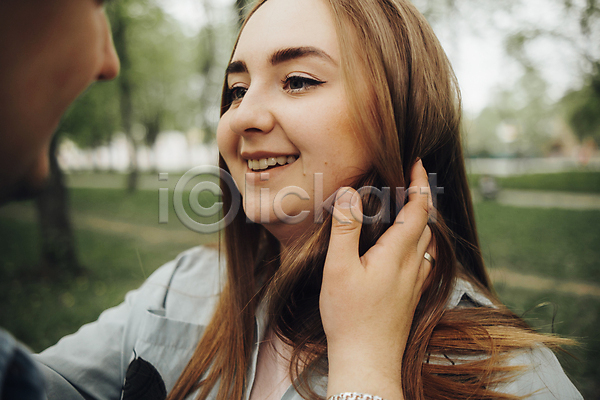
[283,76,325,93]
[228,86,247,102]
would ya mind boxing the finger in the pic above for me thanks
[416,224,433,259]
[326,187,363,273]
[424,240,436,268]
[407,159,430,203]
[424,169,437,224]
[397,160,430,230]
[377,161,429,253]
[407,158,431,218]
[408,223,432,283]
[418,227,436,288]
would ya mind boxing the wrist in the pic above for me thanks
[327,341,404,378]
[327,356,404,400]
[328,393,387,400]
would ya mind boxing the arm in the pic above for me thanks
[33,257,181,400]
[321,161,433,400]
[0,329,46,400]
[33,300,134,400]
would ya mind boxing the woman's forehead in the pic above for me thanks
[232,0,340,64]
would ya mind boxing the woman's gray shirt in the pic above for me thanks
[34,246,583,400]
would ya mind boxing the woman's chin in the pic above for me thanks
[251,212,316,248]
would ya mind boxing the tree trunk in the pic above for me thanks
[126,132,138,193]
[111,3,138,193]
[35,134,81,277]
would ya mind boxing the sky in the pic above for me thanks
[157,0,583,116]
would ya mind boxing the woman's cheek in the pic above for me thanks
[216,120,238,167]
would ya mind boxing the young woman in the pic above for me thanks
[35,0,583,399]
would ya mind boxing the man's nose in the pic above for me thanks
[97,16,120,81]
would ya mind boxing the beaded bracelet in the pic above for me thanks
[327,393,386,400]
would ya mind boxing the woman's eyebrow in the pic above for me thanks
[225,46,336,79]
[270,46,336,66]
[225,60,248,76]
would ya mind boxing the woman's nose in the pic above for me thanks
[228,87,276,136]
[97,15,120,81]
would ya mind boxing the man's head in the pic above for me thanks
[0,0,120,202]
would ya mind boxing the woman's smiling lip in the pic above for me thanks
[241,151,299,160]
[243,155,299,185]
[241,151,300,171]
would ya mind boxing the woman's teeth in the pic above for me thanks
[247,155,297,171]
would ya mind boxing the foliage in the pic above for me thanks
[60,0,225,154]
[467,70,557,157]
[111,0,203,144]
[504,0,600,145]
[60,81,121,148]
[560,70,600,144]
[412,0,600,156]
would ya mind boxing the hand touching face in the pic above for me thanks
[322,161,435,400]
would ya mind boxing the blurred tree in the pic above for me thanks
[60,80,122,166]
[511,69,556,156]
[195,1,223,143]
[468,69,556,157]
[505,0,600,144]
[105,0,204,183]
[125,1,202,153]
[33,0,205,274]
[33,39,121,278]
[412,0,598,155]
[109,0,139,192]
[34,133,82,277]
[561,75,600,144]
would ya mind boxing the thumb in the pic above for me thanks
[327,187,363,267]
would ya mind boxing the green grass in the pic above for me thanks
[0,217,196,352]
[469,171,600,193]
[0,187,219,351]
[494,286,600,397]
[474,202,600,284]
[0,184,599,399]
[69,186,222,229]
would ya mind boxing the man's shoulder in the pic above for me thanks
[0,329,45,400]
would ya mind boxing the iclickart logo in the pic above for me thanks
[158,166,443,234]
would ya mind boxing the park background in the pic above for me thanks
[1,0,599,398]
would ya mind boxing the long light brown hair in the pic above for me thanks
[168,1,570,399]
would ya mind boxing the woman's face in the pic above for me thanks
[217,0,370,245]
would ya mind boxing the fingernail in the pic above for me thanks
[351,191,360,208]
[336,188,353,208]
